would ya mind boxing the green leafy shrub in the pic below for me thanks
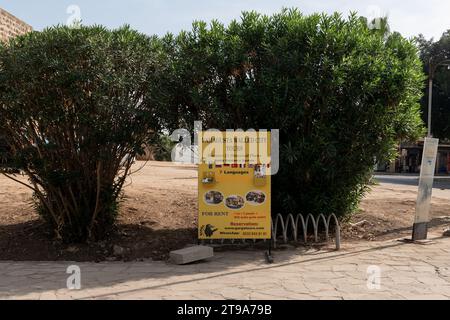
[153,135,177,161]
[159,9,425,217]
[0,25,164,242]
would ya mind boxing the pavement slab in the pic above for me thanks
[0,232,449,300]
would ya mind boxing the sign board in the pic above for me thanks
[412,137,439,240]
[198,131,271,240]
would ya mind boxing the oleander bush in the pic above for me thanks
[0,25,165,242]
[158,9,425,218]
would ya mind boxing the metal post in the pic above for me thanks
[412,137,439,241]
[265,236,274,264]
[428,77,433,137]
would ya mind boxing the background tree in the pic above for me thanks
[0,25,165,242]
[159,9,425,217]
[417,31,450,140]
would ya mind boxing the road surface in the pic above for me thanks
[374,174,450,190]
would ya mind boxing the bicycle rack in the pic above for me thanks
[203,213,341,251]
[272,213,340,250]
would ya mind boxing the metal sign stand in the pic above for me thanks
[412,137,439,241]
[265,237,274,264]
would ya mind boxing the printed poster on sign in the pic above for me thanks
[198,131,271,240]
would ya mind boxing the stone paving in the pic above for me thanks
[1,233,450,300]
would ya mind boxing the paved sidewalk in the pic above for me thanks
[1,234,450,300]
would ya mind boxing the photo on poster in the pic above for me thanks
[246,190,266,205]
[202,171,215,184]
[225,195,245,210]
[204,190,224,205]
[254,164,266,178]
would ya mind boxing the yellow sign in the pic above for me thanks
[198,131,271,239]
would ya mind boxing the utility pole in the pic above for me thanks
[427,76,433,137]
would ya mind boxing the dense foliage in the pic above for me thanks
[0,10,425,244]
[159,9,425,216]
[417,31,450,140]
[0,26,164,242]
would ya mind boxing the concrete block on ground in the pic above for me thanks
[170,245,214,265]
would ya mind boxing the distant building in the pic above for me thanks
[0,7,32,42]
[375,140,450,175]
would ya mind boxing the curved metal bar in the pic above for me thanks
[272,213,285,248]
[327,213,341,250]
[284,214,296,244]
[305,214,318,242]
[295,213,307,243]
[317,214,328,241]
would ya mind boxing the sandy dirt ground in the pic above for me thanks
[0,162,198,261]
[344,179,450,241]
[0,161,449,261]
